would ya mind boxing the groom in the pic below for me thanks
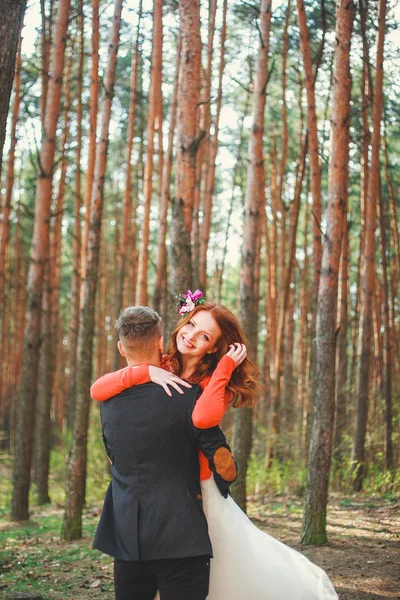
[93,306,236,600]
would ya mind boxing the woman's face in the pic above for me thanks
[176,310,222,361]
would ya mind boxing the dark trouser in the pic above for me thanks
[114,555,210,600]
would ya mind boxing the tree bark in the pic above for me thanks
[296,0,322,313]
[11,0,71,522]
[136,0,162,305]
[0,32,22,328]
[377,174,393,471]
[0,0,26,176]
[199,0,228,291]
[61,0,123,541]
[81,0,100,278]
[170,0,202,293]
[114,0,142,370]
[301,0,354,545]
[154,33,182,316]
[67,2,84,426]
[34,42,74,505]
[192,0,217,288]
[353,0,387,492]
[333,203,349,463]
[232,0,272,512]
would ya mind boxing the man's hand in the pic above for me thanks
[148,366,192,396]
[226,343,247,367]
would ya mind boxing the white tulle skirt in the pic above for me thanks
[200,476,338,600]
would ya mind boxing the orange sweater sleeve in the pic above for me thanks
[90,364,151,401]
[192,355,236,429]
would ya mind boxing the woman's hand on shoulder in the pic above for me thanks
[148,366,192,396]
[225,343,247,368]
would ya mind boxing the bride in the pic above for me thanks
[91,292,338,599]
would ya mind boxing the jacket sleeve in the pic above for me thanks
[193,424,237,498]
[191,355,236,429]
[90,364,151,401]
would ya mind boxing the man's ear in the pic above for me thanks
[159,336,164,354]
[117,340,126,358]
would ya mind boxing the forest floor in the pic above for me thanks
[0,492,398,600]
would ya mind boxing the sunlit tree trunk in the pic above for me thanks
[296,0,322,313]
[298,197,310,449]
[154,33,182,317]
[34,43,73,505]
[0,0,26,176]
[136,0,162,305]
[283,281,295,438]
[232,0,272,513]
[353,0,387,492]
[67,2,84,425]
[333,204,349,463]
[39,0,53,127]
[267,134,306,465]
[350,0,371,393]
[301,0,354,545]
[199,0,227,292]
[0,32,21,329]
[114,1,142,369]
[11,0,71,522]
[170,0,202,293]
[377,174,393,470]
[61,0,123,541]
[81,0,100,278]
[192,0,217,287]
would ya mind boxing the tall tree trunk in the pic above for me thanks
[267,132,307,466]
[296,0,322,314]
[67,2,84,425]
[0,0,26,176]
[61,0,123,541]
[283,280,295,439]
[81,0,100,278]
[0,32,22,330]
[199,0,228,291]
[333,203,349,463]
[192,0,217,287]
[39,0,53,127]
[11,0,71,522]
[170,0,202,293]
[352,0,387,492]
[136,0,162,305]
[232,0,272,513]
[377,174,393,471]
[34,43,74,505]
[154,33,182,316]
[114,0,142,370]
[301,0,354,545]
[297,196,310,449]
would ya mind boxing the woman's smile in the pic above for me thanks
[181,335,195,349]
[176,310,222,359]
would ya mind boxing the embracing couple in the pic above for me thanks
[92,293,338,599]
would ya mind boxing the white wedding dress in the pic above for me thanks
[200,475,338,599]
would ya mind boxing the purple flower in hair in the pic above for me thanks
[177,289,205,315]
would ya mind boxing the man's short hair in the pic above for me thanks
[115,306,161,355]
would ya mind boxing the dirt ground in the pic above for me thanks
[248,493,400,599]
[0,493,399,599]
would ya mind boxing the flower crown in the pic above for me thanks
[177,289,204,315]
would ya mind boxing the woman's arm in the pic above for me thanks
[90,364,151,401]
[191,355,236,428]
[90,356,191,401]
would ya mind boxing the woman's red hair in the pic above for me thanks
[166,302,260,407]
